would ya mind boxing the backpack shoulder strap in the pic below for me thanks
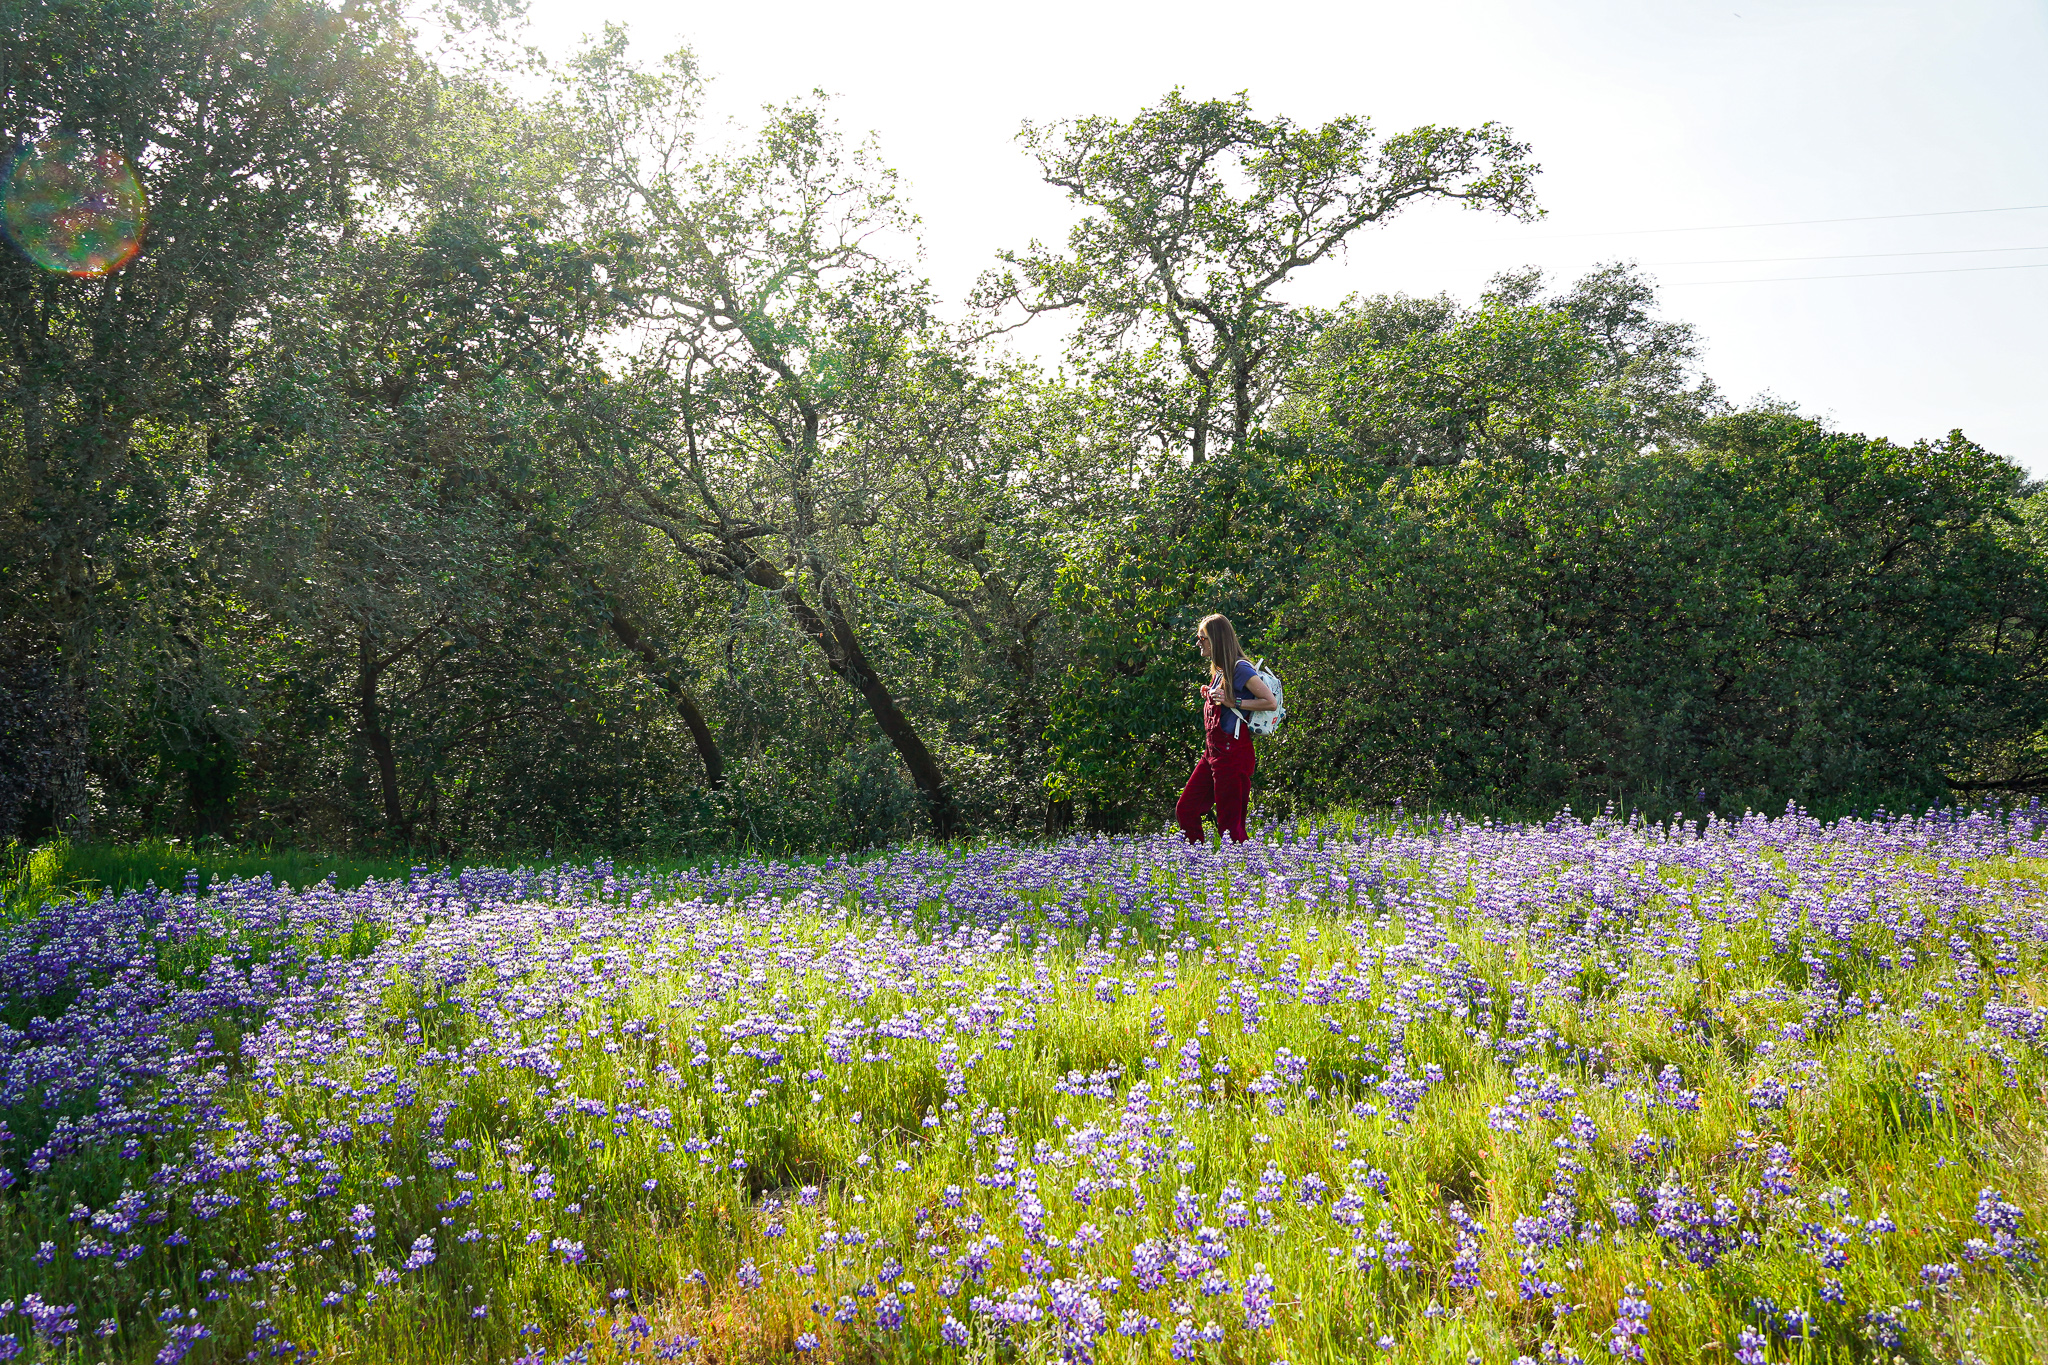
[1225,658,1257,730]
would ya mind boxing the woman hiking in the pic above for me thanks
[1176,613,1277,845]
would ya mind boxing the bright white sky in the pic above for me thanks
[517,0,2048,474]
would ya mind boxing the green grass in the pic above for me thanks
[0,839,450,917]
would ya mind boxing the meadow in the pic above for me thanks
[1,803,2045,1365]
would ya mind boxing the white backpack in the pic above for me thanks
[1227,658,1287,736]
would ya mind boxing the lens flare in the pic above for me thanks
[1,131,147,277]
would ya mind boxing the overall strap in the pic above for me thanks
[1224,659,1254,733]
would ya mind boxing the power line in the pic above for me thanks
[1652,244,2048,267]
[1667,260,2048,286]
[1521,202,2048,239]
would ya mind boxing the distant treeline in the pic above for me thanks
[4,1,2044,854]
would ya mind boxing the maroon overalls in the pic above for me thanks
[1176,668,1256,844]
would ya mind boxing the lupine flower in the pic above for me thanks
[1117,1311,1159,1337]
[1976,1189,2024,1233]
[1241,1264,1276,1330]
[1606,1290,1649,1360]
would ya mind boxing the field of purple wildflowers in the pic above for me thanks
[3,804,2047,1365]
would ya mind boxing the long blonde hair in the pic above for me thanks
[1198,613,1248,696]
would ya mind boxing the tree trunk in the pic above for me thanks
[1046,797,1075,835]
[603,606,726,789]
[812,582,958,839]
[50,654,91,840]
[355,631,407,841]
[36,412,133,839]
[473,468,727,794]
[743,558,958,838]
[1231,355,1253,455]
[1001,628,1042,830]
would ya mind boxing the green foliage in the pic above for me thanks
[0,0,426,831]
[1268,413,2048,816]
[1045,538,1199,823]
[1045,262,2046,829]
[1275,264,1720,473]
